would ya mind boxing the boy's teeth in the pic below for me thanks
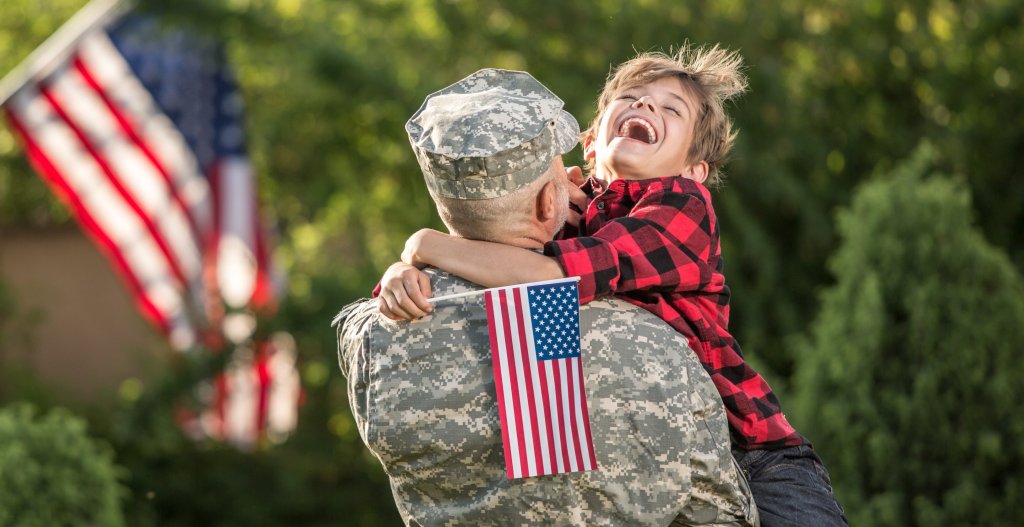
[617,118,656,143]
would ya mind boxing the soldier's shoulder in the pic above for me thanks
[333,297,376,331]
[581,297,685,340]
[423,268,483,297]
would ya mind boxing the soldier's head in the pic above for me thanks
[406,69,579,247]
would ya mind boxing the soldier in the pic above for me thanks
[335,69,758,526]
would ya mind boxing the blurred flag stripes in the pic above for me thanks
[0,0,298,447]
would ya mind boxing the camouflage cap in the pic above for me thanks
[406,68,580,200]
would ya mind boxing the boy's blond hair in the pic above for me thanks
[583,43,748,187]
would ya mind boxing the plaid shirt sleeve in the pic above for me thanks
[544,185,715,304]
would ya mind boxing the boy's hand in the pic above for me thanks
[565,165,588,226]
[377,262,434,321]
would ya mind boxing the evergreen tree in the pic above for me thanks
[0,404,125,527]
[791,144,1024,526]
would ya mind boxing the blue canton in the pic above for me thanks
[527,282,581,360]
[106,16,249,172]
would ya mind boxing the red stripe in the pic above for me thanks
[576,358,597,468]
[485,292,514,479]
[37,81,190,289]
[4,108,171,334]
[536,356,558,474]
[565,358,584,470]
[207,162,223,303]
[251,220,275,310]
[73,55,204,243]
[214,373,228,440]
[550,359,570,470]
[255,341,272,437]
[511,288,543,475]
[499,289,529,476]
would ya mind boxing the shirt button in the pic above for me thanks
[596,202,605,210]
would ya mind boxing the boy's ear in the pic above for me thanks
[684,161,709,184]
[582,135,596,161]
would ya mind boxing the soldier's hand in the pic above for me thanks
[378,262,434,321]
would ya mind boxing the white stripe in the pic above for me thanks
[267,340,300,438]
[570,358,592,470]
[505,286,537,477]
[518,286,552,476]
[544,363,566,474]
[558,357,579,472]
[217,157,259,308]
[490,290,521,478]
[225,359,257,447]
[10,86,195,350]
[78,32,212,236]
[49,65,205,303]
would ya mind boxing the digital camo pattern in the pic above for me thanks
[336,269,758,527]
[405,69,580,200]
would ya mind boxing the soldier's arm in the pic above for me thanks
[402,228,565,288]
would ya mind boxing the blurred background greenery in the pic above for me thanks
[0,0,1021,525]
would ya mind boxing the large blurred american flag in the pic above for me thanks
[0,0,297,446]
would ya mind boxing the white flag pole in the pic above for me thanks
[0,0,130,107]
[331,276,582,326]
[427,276,582,304]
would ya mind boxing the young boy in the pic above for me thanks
[379,45,847,526]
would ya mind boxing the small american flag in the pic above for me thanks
[484,277,597,479]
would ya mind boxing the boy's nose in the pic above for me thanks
[631,96,656,113]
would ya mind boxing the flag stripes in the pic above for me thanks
[3,28,216,349]
[1,5,296,447]
[485,280,597,479]
[5,92,198,348]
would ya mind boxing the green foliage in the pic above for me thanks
[102,355,401,527]
[791,144,1024,526]
[2,0,1024,524]
[0,404,125,527]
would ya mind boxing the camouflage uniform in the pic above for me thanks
[334,68,757,526]
[336,269,758,526]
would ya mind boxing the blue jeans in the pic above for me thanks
[733,444,848,527]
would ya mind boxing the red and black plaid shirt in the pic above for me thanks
[545,175,805,450]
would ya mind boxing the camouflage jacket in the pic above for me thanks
[335,269,758,527]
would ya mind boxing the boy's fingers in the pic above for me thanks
[377,296,403,321]
[566,165,585,186]
[380,292,418,321]
[567,209,582,227]
[395,282,431,319]
[409,275,433,313]
[568,183,587,211]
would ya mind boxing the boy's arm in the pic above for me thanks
[403,229,565,287]
[544,188,717,303]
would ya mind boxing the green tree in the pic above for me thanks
[0,404,125,527]
[791,145,1024,526]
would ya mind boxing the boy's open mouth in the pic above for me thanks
[616,117,657,144]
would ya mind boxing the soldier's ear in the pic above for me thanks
[536,180,558,221]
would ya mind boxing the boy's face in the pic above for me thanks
[586,76,705,183]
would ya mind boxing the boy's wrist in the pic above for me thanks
[402,228,443,267]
